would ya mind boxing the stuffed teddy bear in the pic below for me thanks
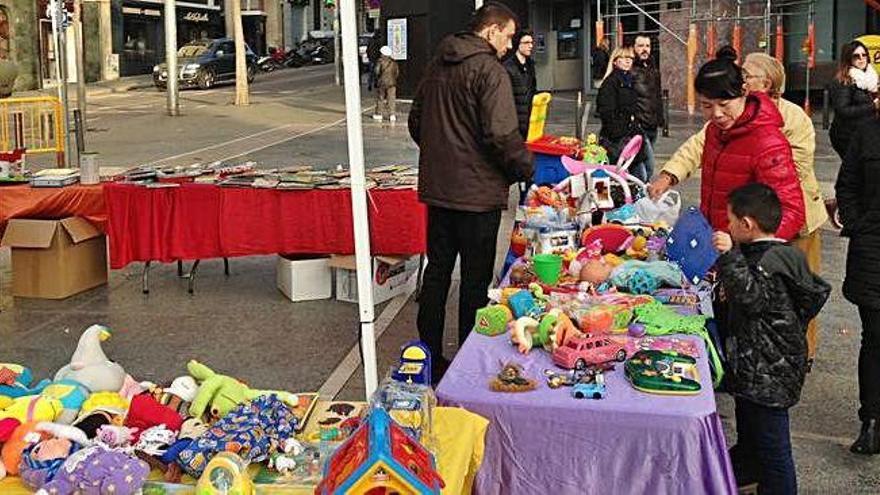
[187,361,300,420]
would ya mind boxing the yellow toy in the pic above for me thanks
[196,452,255,495]
[0,395,62,423]
[81,391,130,415]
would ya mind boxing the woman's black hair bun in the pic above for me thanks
[715,45,738,62]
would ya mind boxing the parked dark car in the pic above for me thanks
[153,38,257,90]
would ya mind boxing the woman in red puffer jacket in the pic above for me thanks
[650,52,805,240]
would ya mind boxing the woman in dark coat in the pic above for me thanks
[596,46,648,181]
[503,30,537,140]
[835,116,880,455]
[829,41,879,159]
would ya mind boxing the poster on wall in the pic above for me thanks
[388,18,407,61]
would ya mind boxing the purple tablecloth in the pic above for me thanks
[436,333,736,495]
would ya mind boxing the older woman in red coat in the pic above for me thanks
[651,51,805,240]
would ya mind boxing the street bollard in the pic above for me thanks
[822,87,830,130]
[73,108,84,166]
[576,91,583,140]
[662,89,670,137]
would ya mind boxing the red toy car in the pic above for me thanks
[552,335,627,370]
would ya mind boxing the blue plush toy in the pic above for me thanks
[0,364,51,399]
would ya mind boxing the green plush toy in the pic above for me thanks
[187,360,300,420]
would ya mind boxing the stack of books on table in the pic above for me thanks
[31,168,80,188]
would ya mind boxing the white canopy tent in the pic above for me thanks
[338,0,380,399]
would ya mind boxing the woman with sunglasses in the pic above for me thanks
[596,46,650,182]
[829,41,879,159]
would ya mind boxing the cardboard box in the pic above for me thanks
[330,255,420,305]
[1,217,107,299]
[276,255,333,302]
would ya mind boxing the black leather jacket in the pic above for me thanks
[718,241,830,408]
[631,57,664,130]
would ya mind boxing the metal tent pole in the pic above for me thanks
[339,0,378,399]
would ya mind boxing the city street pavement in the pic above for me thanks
[2,68,879,492]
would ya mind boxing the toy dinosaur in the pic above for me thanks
[187,361,300,420]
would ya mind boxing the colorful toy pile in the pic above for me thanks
[0,327,444,495]
[480,149,725,398]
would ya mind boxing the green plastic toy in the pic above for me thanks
[625,350,702,395]
[188,361,301,420]
[633,301,724,387]
[582,133,608,164]
[473,306,513,336]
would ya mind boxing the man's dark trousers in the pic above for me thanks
[417,206,502,361]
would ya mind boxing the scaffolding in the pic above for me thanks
[592,0,816,114]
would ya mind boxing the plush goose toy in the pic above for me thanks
[54,325,126,393]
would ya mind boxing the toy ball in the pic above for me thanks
[628,323,647,338]
[626,269,659,295]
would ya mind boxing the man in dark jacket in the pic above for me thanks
[631,35,663,138]
[631,34,663,177]
[409,3,532,383]
[503,30,537,139]
[714,183,830,494]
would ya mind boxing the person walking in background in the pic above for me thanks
[503,30,537,140]
[591,37,610,87]
[648,50,805,240]
[596,46,649,182]
[373,46,399,122]
[834,116,880,455]
[366,30,383,92]
[657,51,827,365]
[631,34,663,178]
[409,3,532,384]
[829,40,879,159]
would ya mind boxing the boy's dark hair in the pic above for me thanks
[728,183,782,234]
[470,2,519,33]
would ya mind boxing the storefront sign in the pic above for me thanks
[183,11,210,22]
[387,17,407,61]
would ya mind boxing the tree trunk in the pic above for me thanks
[233,0,249,106]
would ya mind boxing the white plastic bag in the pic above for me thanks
[635,190,681,226]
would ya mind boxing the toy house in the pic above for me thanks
[316,408,444,495]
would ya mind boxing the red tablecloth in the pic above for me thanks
[0,184,108,235]
[103,183,427,269]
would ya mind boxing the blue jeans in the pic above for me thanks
[642,129,657,180]
[731,398,797,494]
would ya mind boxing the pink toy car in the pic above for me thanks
[552,335,628,370]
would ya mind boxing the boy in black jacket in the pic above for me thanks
[713,183,831,495]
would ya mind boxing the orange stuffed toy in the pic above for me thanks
[2,421,45,476]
